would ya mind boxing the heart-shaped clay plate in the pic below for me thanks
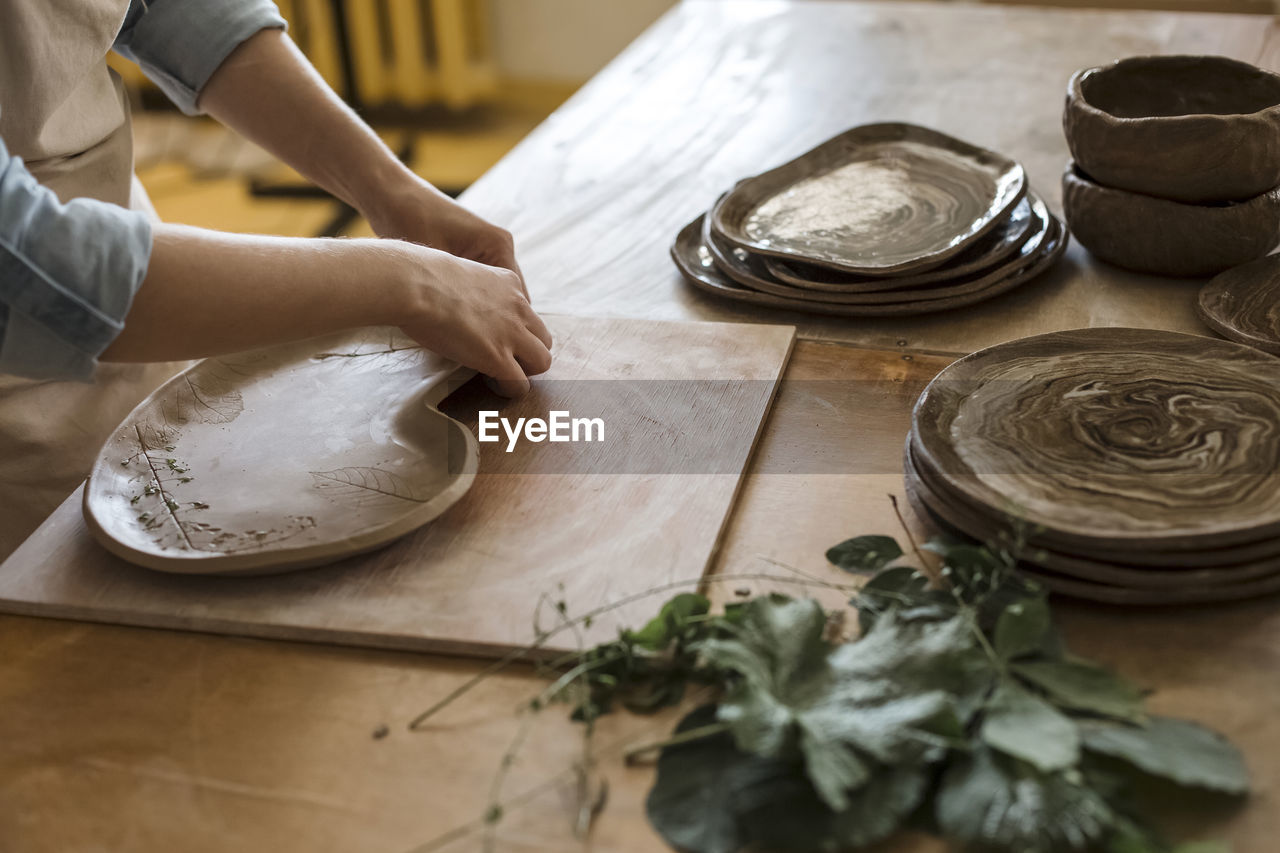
[84,328,478,575]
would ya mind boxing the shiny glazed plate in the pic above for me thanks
[763,195,1036,293]
[710,123,1027,275]
[704,194,1052,305]
[84,329,478,575]
[672,212,1065,318]
[912,327,1280,551]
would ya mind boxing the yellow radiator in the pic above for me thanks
[110,0,498,111]
[283,0,498,109]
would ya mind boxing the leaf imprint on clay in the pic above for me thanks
[310,467,430,504]
[160,367,245,426]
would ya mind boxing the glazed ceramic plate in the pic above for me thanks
[1198,254,1280,355]
[704,194,1051,305]
[763,196,1036,293]
[710,123,1027,275]
[672,212,1065,318]
[909,431,1280,568]
[912,327,1280,552]
[84,329,478,575]
[904,480,1280,606]
[904,440,1280,586]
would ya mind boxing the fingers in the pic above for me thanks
[514,329,553,376]
[484,354,532,398]
[521,304,553,350]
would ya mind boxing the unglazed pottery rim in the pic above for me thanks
[912,326,1280,551]
[1070,55,1280,124]
[709,123,1028,276]
[671,212,1066,319]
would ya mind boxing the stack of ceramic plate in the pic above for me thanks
[904,327,1280,605]
[671,123,1068,317]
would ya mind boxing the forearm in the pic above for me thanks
[100,224,410,362]
[196,28,419,222]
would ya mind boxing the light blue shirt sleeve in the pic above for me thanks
[0,136,153,380]
[113,0,289,116]
[0,0,288,380]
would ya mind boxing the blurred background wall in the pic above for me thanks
[114,0,1275,239]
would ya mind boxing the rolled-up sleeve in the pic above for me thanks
[0,136,152,380]
[113,0,288,116]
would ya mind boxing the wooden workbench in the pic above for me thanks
[2,3,1278,851]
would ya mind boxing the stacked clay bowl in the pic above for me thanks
[1062,55,1280,278]
[903,327,1280,605]
[671,123,1068,317]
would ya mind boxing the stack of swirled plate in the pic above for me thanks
[671,123,1067,317]
[904,327,1280,605]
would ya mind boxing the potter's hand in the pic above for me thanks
[367,179,526,295]
[396,244,551,396]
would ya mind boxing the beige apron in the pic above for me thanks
[0,0,186,558]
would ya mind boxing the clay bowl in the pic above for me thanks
[1062,163,1280,278]
[1064,55,1280,203]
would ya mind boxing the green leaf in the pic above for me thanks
[826,535,903,573]
[829,762,931,848]
[1014,658,1146,722]
[645,705,925,853]
[982,681,1081,772]
[623,593,710,650]
[1078,717,1249,795]
[645,705,820,853]
[700,596,994,810]
[994,594,1052,660]
[936,746,1115,853]
[853,565,955,634]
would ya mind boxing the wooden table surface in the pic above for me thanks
[3,2,1279,852]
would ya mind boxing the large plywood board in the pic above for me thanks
[0,316,794,657]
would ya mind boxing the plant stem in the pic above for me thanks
[408,572,863,729]
[622,722,730,765]
[889,492,943,585]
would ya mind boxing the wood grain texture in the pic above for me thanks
[5,343,1280,853]
[461,0,1278,353]
[1198,254,1280,354]
[913,327,1280,551]
[709,123,1026,274]
[0,316,794,658]
[4,5,1280,852]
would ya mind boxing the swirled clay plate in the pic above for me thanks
[903,470,1280,606]
[672,212,1065,318]
[84,329,478,575]
[903,440,1280,587]
[912,328,1280,552]
[703,194,1052,305]
[1198,254,1280,355]
[710,123,1027,275]
[763,196,1036,293]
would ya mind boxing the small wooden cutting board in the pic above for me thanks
[0,316,795,657]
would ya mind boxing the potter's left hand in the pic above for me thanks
[366,178,526,295]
